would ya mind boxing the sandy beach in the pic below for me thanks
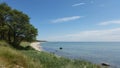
[30,42,42,51]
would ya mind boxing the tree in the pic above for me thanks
[0,3,38,47]
[0,3,11,40]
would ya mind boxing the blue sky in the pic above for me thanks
[2,0,120,42]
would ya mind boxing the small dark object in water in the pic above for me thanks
[101,63,110,66]
[59,47,63,50]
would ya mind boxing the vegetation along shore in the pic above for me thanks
[0,3,101,68]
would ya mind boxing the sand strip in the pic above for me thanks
[30,42,42,51]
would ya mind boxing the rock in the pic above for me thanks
[101,63,110,66]
[59,47,63,50]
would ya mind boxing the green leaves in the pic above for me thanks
[0,3,38,46]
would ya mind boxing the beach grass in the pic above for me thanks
[0,41,41,68]
[0,41,101,68]
[22,50,101,68]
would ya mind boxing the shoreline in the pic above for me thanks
[30,42,112,68]
[30,42,42,51]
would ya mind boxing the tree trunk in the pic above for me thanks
[8,30,11,43]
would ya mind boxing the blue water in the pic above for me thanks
[41,42,120,68]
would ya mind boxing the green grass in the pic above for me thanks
[22,50,101,68]
[0,41,41,68]
[20,42,31,47]
[20,42,35,50]
[0,41,10,46]
[0,41,101,68]
[0,46,42,68]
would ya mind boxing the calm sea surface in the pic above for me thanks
[41,42,120,68]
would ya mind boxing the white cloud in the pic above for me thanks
[51,16,81,23]
[47,28,120,42]
[72,3,86,7]
[98,20,120,25]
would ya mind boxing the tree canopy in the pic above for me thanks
[0,3,38,46]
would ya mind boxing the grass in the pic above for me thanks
[0,41,41,68]
[0,41,101,68]
[0,41,10,46]
[20,42,31,47]
[22,50,100,68]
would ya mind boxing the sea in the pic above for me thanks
[41,42,120,68]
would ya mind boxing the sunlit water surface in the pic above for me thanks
[41,42,120,68]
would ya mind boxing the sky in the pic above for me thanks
[2,0,120,42]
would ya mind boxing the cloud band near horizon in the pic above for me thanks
[46,28,120,42]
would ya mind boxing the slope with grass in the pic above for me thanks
[22,50,100,68]
[0,41,41,68]
[0,41,101,68]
